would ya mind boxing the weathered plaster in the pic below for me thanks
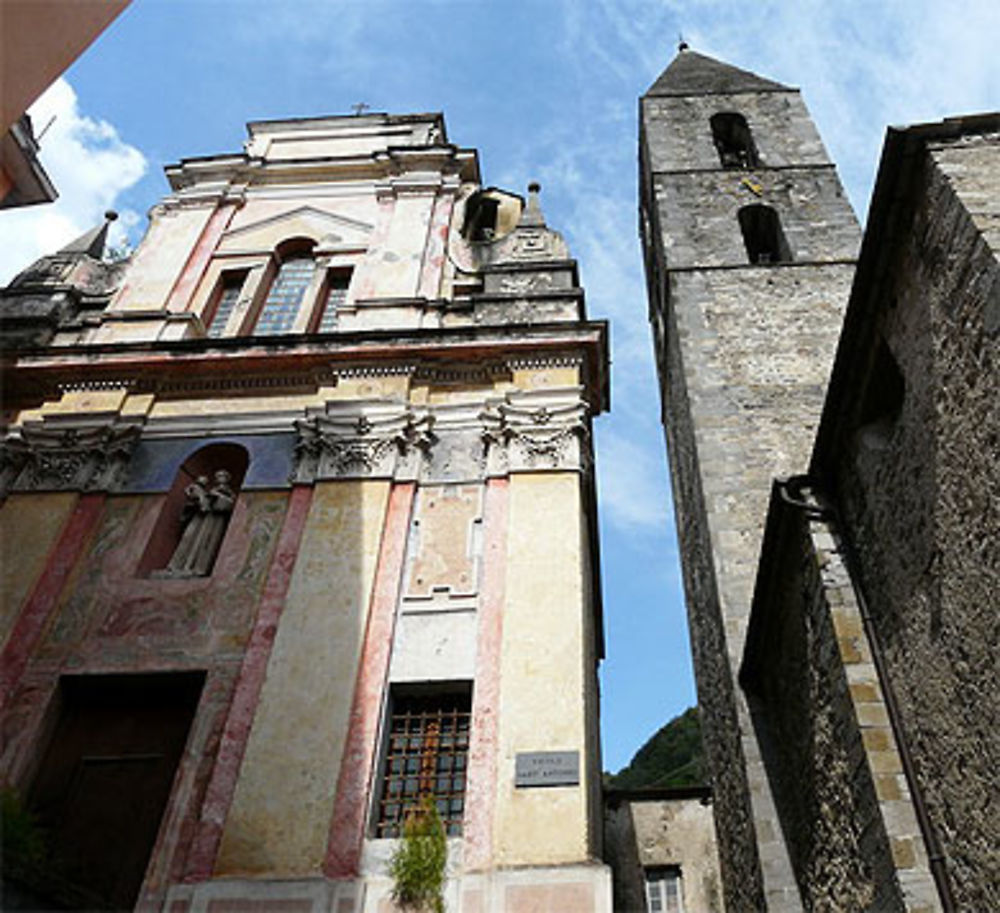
[0,493,102,705]
[167,202,239,315]
[604,795,724,913]
[463,478,508,872]
[325,482,414,877]
[217,480,390,876]
[0,491,76,649]
[186,484,314,879]
[493,472,591,866]
[113,205,216,313]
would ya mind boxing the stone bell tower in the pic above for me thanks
[639,48,861,910]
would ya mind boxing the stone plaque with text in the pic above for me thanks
[515,750,580,787]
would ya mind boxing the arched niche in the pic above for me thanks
[138,442,249,577]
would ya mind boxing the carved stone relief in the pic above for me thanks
[291,407,436,483]
[481,394,590,476]
[0,421,142,495]
[290,380,592,484]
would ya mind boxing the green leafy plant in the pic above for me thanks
[1,786,47,880]
[388,797,448,913]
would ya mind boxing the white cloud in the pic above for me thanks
[595,426,675,532]
[0,79,147,285]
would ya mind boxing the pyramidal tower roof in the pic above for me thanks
[645,47,792,97]
[57,210,118,259]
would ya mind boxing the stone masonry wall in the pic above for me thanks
[656,270,765,910]
[834,134,1000,909]
[642,93,831,173]
[746,504,916,913]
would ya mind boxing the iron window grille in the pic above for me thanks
[374,690,471,838]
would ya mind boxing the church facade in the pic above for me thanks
[641,48,999,912]
[0,113,612,912]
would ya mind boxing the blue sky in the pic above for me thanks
[1,0,998,772]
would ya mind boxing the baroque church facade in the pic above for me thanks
[640,48,999,912]
[0,113,614,912]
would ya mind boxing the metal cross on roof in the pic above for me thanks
[351,102,370,116]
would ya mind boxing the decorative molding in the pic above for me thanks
[505,354,584,371]
[334,364,416,380]
[291,405,436,482]
[290,387,593,483]
[1,419,143,495]
[57,379,138,394]
[136,369,336,397]
[495,273,557,294]
[412,363,512,385]
[481,392,590,476]
[220,205,374,241]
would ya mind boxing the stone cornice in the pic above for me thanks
[165,147,478,196]
[2,322,610,414]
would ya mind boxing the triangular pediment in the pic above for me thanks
[218,206,373,253]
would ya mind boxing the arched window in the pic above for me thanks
[462,191,501,242]
[711,112,758,169]
[254,241,317,335]
[139,443,249,578]
[738,204,792,264]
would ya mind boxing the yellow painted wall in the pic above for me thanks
[493,472,591,866]
[0,492,77,649]
[216,479,390,876]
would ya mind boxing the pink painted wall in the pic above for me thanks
[463,478,508,871]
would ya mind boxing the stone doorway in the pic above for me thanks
[23,671,204,910]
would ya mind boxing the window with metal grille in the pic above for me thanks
[316,269,352,332]
[207,272,246,338]
[255,254,315,335]
[374,688,471,838]
[645,866,684,913]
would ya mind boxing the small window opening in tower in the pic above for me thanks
[738,204,792,264]
[856,337,905,449]
[710,112,759,169]
[462,193,501,242]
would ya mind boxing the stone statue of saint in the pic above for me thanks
[164,469,236,577]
